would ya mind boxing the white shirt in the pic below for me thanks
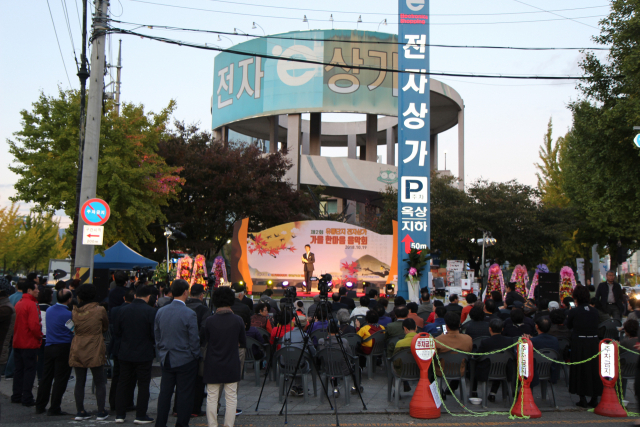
[351,306,370,318]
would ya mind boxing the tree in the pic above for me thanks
[8,89,183,251]
[536,118,569,208]
[560,0,640,270]
[151,122,316,258]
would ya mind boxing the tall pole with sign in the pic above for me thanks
[397,0,430,299]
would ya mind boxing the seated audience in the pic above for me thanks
[464,305,490,339]
[406,302,424,329]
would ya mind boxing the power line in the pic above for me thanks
[46,0,73,87]
[512,0,598,29]
[60,0,80,71]
[105,26,616,80]
[126,0,605,26]
[111,19,609,51]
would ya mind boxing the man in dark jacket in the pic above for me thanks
[184,284,211,416]
[115,286,157,424]
[529,316,559,388]
[445,294,463,314]
[108,289,135,412]
[505,281,526,307]
[108,271,129,314]
[338,287,356,311]
[0,289,15,376]
[331,293,348,313]
[477,318,515,401]
[595,270,624,320]
[202,286,245,427]
[230,284,251,326]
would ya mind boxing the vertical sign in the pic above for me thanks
[397,0,430,298]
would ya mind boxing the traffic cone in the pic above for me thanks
[409,376,440,419]
[594,386,627,417]
[510,386,542,418]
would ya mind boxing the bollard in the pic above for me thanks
[594,339,627,417]
[410,333,441,419]
[510,337,541,418]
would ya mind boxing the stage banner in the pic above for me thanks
[397,0,431,298]
[237,220,394,286]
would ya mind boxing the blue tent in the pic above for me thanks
[93,241,158,270]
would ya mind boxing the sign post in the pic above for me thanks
[410,333,440,419]
[595,339,627,417]
[397,0,431,299]
[75,198,110,284]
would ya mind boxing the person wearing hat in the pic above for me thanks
[548,301,560,311]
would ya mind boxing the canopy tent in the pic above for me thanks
[93,241,158,270]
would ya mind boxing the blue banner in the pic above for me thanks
[397,0,430,299]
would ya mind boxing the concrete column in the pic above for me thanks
[348,135,357,159]
[302,132,310,155]
[366,114,378,162]
[268,116,279,154]
[345,200,357,224]
[458,107,465,191]
[386,126,396,166]
[213,126,229,146]
[309,113,322,156]
[286,114,302,190]
[592,244,601,285]
[430,134,438,171]
[359,144,367,161]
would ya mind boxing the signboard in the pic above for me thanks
[414,336,435,360]
[518,343,530,378]
[397,0,430,299]
[447,260,464,272]
[460,279,471,290]
[82,225,104,246]
[80,198,110,226]
[600,342,615,378]
[240,220,393,284]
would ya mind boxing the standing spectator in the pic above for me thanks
[460,294,477,323]
[51,281,66,304]
[157,283,173,308]
[114,286,156,424]
[69,284,109,420]
[445,294,463,314]
[250,302,273,333]
[36,288,53,383]
[11,279,41,407]
[406,302,424,329]
[154,279,200,427]
[9,279,24,306]
[108,290,135,413]
[351,296,371,317]
[621,319,639,350]
[184,284,211,418]
[35,289,74,416]
[567,285,602,408]
[108,271,129,313]
[230,284,251,325]
[231,284,252,312]
[338,287,356,311]
[0,289,16,377]
[4,279,24,380]
[417,289,433,316]
[202,286,245,427]
[595,270,624,320]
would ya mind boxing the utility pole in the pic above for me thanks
[74,0,109,281]
[115,39,122,115]
[69,0,90,272]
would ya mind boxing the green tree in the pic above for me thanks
[536,118,569,208]
[8,89,183,251]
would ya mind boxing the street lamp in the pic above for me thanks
[357,15,362,30]
[303,15,309,29]
[330,14,334,29]
[477,231,496,293]
[378,19,387,30]
[217,34,233,44]
[252,22,265,35]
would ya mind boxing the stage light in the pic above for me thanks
[239,281,244,285]
[267,280,273,285]
[282,281,289,287]
[346,281,353,288]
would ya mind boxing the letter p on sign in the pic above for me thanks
[401,176,428,203]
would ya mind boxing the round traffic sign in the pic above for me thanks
[634,134,640,148]
[80,198,110,226]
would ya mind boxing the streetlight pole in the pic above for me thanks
[252,22,265,35]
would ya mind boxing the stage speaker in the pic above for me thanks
[347,290,358,298]
[538,272,560,303]
[93,269,111,304]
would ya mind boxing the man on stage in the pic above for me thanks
[301,245,315,293]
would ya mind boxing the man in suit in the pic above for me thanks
[595,270,624,320]
[154,279,200,427]
[528,316,559,388]
[477,318,514,401]
[108,289,135,412]
[302,244,315,293]
[115,286,157,424]
[445,294,463,314]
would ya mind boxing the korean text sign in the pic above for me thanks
[397,0,430,298]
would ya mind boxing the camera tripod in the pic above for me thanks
[255,294,367,425]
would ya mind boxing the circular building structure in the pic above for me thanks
[212,30,464,217]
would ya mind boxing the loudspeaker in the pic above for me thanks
[347,290,358,298]
[538,272,560,302]
[93,269,111,303]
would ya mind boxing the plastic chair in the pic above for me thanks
[359,330,387,380]
[533,348,559,408]
[418,312,431,323]
[316,347,358,405]
[557,338,571,386]
[620,350,639,400]
[386,335,403,355]
[477,351,514,408]
[472,337,488,352]
[351,315,367,329]
[274,346,314,404]
[598,319,622,340]
[243,337,266,386]
[341,333,362,357]
[387,348,420,408]
[435,351,470,407]
[311,328,329,344]
[254,327,271,345]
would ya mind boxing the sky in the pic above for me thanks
[0,0,611,229]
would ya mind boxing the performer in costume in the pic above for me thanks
[527,264,549,300]
[301,244,315,293]
[510,264,529,298]
[483,263,505,301]
[559,266,577,302]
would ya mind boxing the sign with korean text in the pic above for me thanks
[414,336,435,360]
[397,0,430,299]
[82,225,104,246]
[600,342,615,378]
[518,343,530,378]
[80,198,110,226]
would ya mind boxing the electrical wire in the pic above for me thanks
[125,0,605,26]
[512,0,598,29]
[110,18,609,51]
[46,0,73,87]
[104,26,617,80]
[73,0,82,30]
[61,0,80,71]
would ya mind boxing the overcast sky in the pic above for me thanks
[0,0,610,228]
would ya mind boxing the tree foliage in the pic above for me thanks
[8,89,183,250]
[536,119,569,208]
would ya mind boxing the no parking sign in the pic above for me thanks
[80,198,110,226]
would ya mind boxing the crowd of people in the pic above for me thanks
[0,269,637,427]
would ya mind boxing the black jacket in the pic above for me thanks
[464,320,490,339]
[115,299,157,362]
[185,298,212,330]
[340,296,356,311]
[595,281,624,314]
[108,286,128,314]
[230,299,251,348]
[505,291,525,307]
[108,303,127,357]
[241,295,254,311]
[201,310,245,384]
[445,303,463,313]
[331,302,348,313]
[476,334,515,382]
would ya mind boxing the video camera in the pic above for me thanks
[317,273,332,297]
[132,266,153,279]
[283,286,297,299]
